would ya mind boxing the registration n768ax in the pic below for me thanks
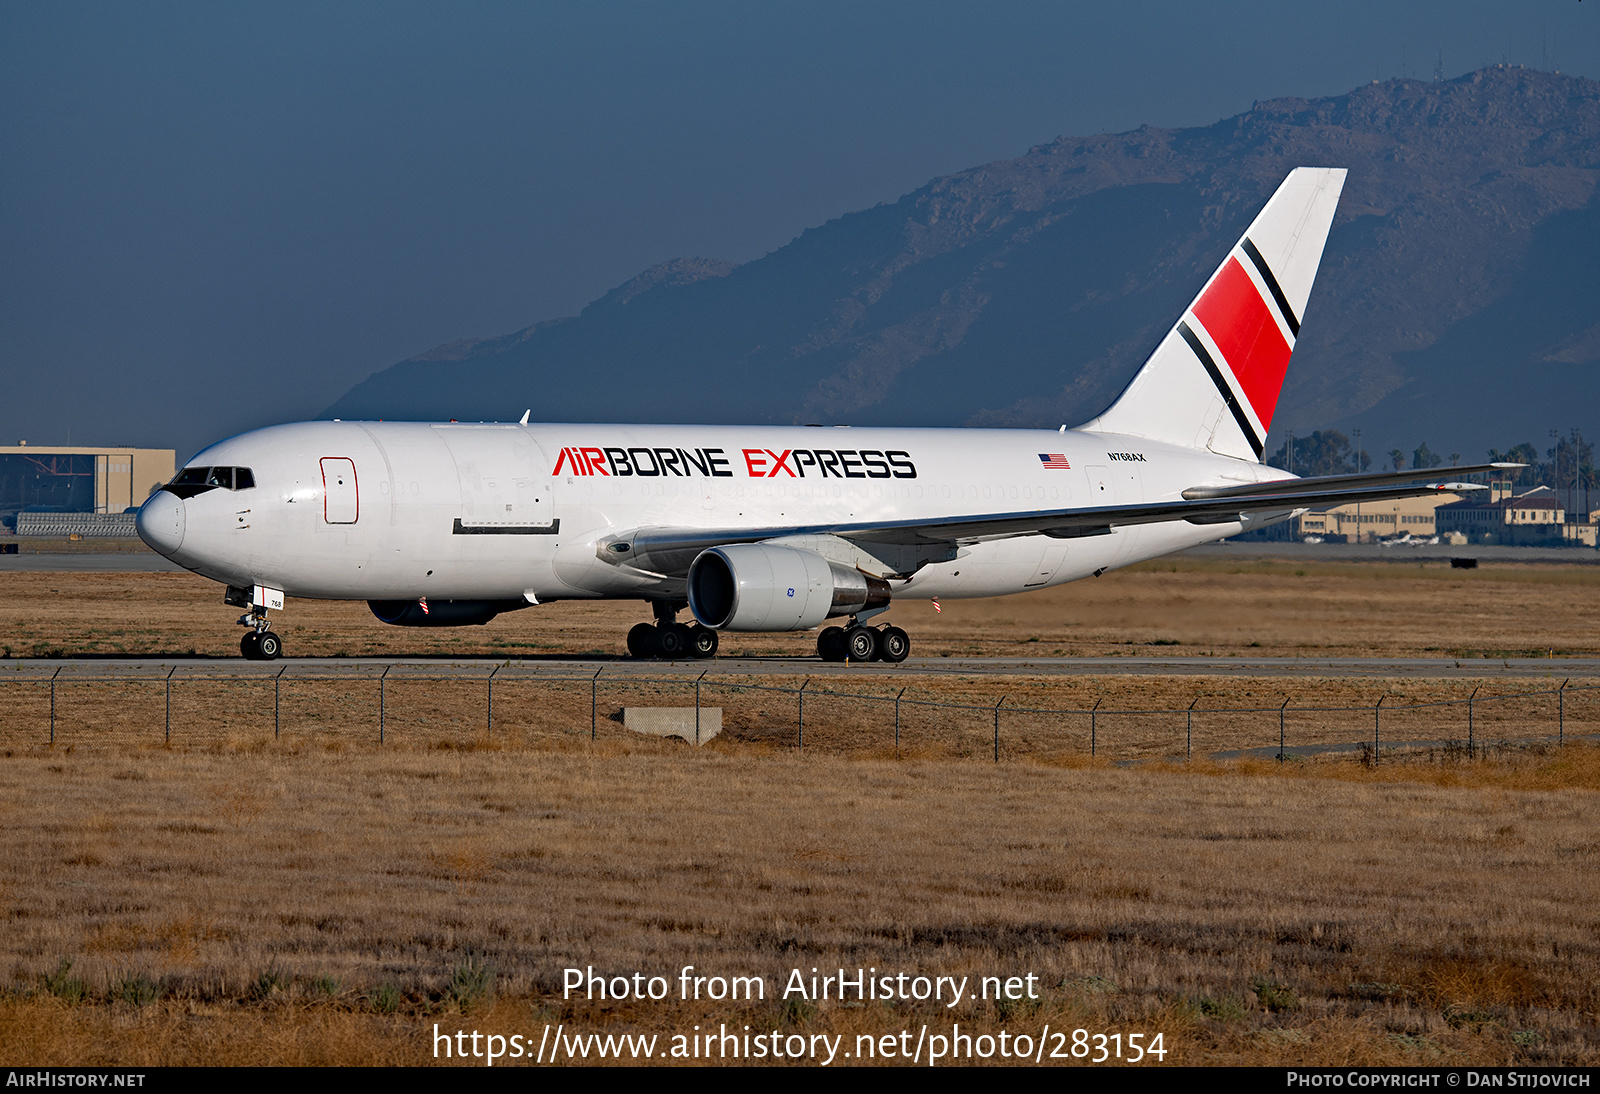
[136,168,1505,661]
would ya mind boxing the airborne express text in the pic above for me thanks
[552,447,918,480]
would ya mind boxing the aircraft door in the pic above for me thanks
[1084,464,1112,504]
[1023,539,1070,587]
[321,458,359,524]
[1084,461,1143,564]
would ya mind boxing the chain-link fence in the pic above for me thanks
[3,664,1595,761]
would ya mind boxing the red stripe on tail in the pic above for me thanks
[1191,257,1292,432]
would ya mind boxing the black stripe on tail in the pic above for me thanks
[1241,237,1300,337]
[1178,321,1265,458]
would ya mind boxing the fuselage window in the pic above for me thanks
[206,467,234,489]
[233,468,255,490]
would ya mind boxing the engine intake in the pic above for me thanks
[687,544,889,631]
[368,599,529,627]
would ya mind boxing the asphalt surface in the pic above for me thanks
[3,540,1598,573]
[0,552,186,572]
[4,655,1596,680]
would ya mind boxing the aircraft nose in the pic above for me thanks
[136,490,185,556]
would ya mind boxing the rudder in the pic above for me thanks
[1080,167,1346,461]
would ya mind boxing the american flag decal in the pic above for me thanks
[1038,453,1071,469]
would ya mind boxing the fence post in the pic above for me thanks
[993,697,1005,763]
[1279,697,1289,762]
[591,668,602,741]
[1187,697,1197,760]
[1468,685,1478,758]
[798,679,809,749]
[1090,698,1100,757]
[1374,695,1383,765]
[487,665,498,735]
[49,666,61,745]
[275,666,285,740]
[695,669,707,746]
[165,666,175,744]
[1559,678,1568,746]
[379,665,391,745]
[895,686,906,757]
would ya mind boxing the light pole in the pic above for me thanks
[1353,428,1363,542]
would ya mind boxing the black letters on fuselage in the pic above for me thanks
[886,450,916,478]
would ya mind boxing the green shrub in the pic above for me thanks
[40,959,87,1004]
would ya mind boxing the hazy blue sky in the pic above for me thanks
[3,1,1597,459]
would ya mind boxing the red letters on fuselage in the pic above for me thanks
[551,446,916,479]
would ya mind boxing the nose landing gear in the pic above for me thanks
[235,606,283,661]
[226,584,285,660]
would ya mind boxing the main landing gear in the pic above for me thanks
[817,621,910,664]
[627,601,718,660]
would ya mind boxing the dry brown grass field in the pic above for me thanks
[0,742,1596,1066]
[3,555,1599,660]
[1,560,1598,1066]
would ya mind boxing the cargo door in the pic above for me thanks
[320,458,359,524]
[435,426,556,534]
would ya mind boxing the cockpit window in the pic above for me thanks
[166,466,255,498]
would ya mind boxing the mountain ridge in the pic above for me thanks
[326,66,1600,458]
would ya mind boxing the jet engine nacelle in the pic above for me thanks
[687,544,890,631]
[368,599,529,627]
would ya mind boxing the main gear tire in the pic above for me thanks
[656,622,692,659]
[627,622,659,658]
[878,626,910,663]
[817,626,847,662]
[844,625,880,663]
[688,625,719,658]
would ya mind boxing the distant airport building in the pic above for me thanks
[0,444,175,535]
[1434,483,1595,546]
[1296,493,1455,543]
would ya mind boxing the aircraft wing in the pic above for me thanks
[601,465,1515,576]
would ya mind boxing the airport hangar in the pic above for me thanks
[0,444,175,537]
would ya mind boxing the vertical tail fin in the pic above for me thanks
[1080,167,1346,461]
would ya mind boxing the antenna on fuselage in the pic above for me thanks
[519,409,530,426]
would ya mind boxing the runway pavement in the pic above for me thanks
[4,655,1597,681]
[5,541,1600,573]
[0,553,186,572]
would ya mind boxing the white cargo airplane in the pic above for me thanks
[137,167,1510,661]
